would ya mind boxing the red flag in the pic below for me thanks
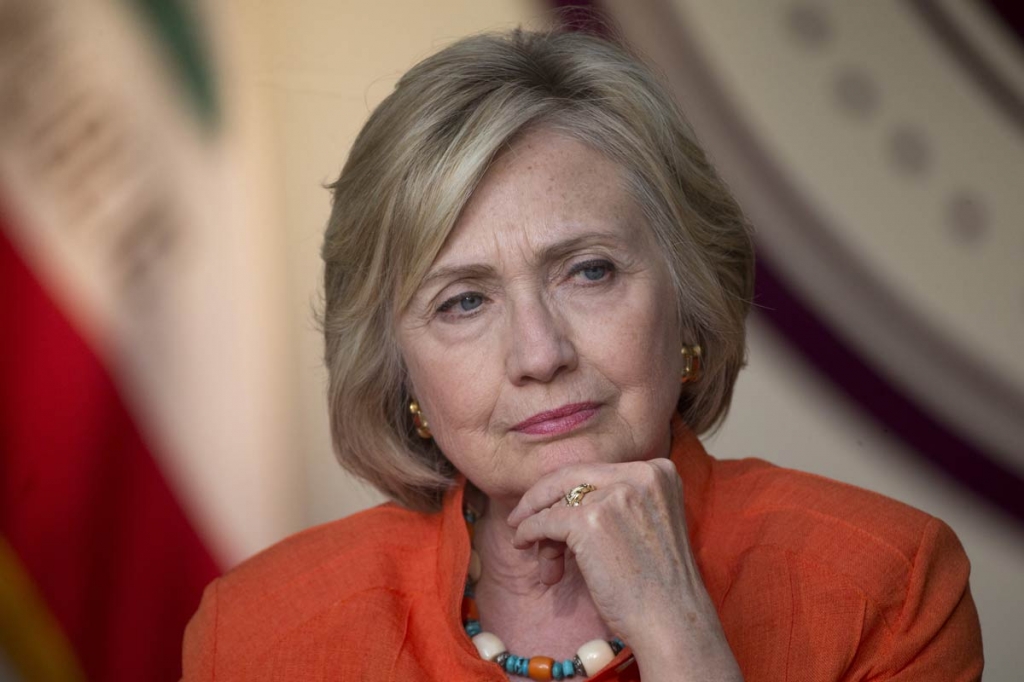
[0,1,295,679]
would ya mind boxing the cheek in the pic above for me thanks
[405,337,501,437]
[643,304,685,408]
[619,318,682,406]
[617,303,683,450]
[575,284,681,391]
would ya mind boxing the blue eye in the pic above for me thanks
[571,259,614,282]
[437,292,485,315]
[458,294,483,311]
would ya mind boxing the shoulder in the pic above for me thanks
[219,501,442,601]
[706,457,944,573]
[182,502,443,680]
[701,458,980,680]
[700,456,973,614]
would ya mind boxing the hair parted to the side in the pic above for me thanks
[320,28,755,512]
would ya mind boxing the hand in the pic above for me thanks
[506,459,743,681]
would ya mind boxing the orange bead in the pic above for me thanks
[461,597,479,621]
[528,656,555,681]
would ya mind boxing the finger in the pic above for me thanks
[507,464,618,527]
[512,490,608,548]
[537,540,565,585]
[513,506,569,548]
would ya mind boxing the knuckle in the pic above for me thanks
[653,457,675,474]
[634,460,660,486]
[652,458,681,486]
[608,483,633,506]
[622,459,650,479]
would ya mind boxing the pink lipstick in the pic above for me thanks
[511,402,599,436]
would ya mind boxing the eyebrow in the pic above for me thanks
[420,229,630,291]
[420,263,497,290]
[534,231,628,265]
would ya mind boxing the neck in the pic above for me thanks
[467,488,612,660]
[475,496,588,598]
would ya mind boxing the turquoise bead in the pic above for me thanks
[505,654,528,674]
[464,620,481,637]
[561,659,576,677]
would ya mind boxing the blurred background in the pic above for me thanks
[1,0,1021,680]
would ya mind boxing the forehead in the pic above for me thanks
[435,128,642,264]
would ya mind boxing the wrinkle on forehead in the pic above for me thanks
[429,128,640,274]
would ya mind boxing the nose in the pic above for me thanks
[505,294,577,385]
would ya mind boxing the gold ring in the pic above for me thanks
[564,483,596,507]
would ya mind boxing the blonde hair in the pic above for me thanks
[321,28,754,511]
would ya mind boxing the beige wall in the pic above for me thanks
[234,1,1021,677]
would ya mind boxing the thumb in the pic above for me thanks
[538,540,566,585]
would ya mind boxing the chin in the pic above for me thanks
[530,436,617,473]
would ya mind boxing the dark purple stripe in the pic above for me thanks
[551,0,1024,525]
[981,0,1024,45]
[756,260,1024,525]
[910,0,1024,137]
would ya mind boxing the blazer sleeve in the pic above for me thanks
[180,579,219,681]
[870,518,983,681]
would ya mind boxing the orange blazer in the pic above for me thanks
[182,424,983,680]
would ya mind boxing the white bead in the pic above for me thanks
[577,638,615,676]
[471,631,506,661]
[468,549,482,582]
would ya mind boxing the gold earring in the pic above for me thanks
[409,399,432,439]
[681,345,702,383]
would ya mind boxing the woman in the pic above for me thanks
[182,29,982,681]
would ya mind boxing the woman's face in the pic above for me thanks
[397,128,684,506]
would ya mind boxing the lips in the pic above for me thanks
[511,402,600,436]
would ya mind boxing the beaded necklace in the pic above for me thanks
[461,504,625,680]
